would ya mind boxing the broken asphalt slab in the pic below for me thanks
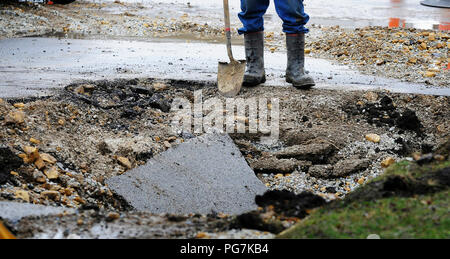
[106,134,267,215]
[0,201,74,222]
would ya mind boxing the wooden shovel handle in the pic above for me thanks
[223,0,235,62]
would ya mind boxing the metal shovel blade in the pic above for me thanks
[217,59,246,98]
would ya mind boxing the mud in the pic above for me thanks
[255,190,326,219]
[232,190,326,234]
[66,80,171,112]
[0,146,23,184]
[344,95,424,135]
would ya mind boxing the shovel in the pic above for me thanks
[217,0,246,98]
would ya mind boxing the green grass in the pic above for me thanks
[278,159,450,239]
[378,160,450,180]
[278,190,449,239]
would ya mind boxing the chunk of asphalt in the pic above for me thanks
[0,201,74,222]
[251,156,312,174]
[274,143,335,163]
[106,134,267,215]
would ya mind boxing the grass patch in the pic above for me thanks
[278,158,449,239]
[377,160,450,180]
[278,190,449,239]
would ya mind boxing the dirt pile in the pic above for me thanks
[344,95,423,134]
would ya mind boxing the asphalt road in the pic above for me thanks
[1,37,449,99]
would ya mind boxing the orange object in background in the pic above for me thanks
[389,18,449,31]
[439,22,450,31]
[389,18,406,28]
[0,222,16,239]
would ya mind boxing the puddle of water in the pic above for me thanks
[89,0,449,30]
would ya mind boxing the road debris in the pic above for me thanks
[365,134,381,143]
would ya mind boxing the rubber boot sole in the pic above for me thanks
[286,76,315,90]
[243,75,266,87]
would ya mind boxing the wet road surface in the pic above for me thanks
[101,0,450,30]
[1,1,449,98]
[1,37,449,99]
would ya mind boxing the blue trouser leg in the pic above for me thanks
[238,0,310,34]
[238,0,270,34]
[274,0,309,34]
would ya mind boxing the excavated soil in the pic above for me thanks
[0,78,449,238]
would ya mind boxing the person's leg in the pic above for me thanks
[239,0,270,86]
[273,0,309,34]
[274,0,315,89]
[238,0,270,35]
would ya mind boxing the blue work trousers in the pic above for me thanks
[238,0,310,34]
